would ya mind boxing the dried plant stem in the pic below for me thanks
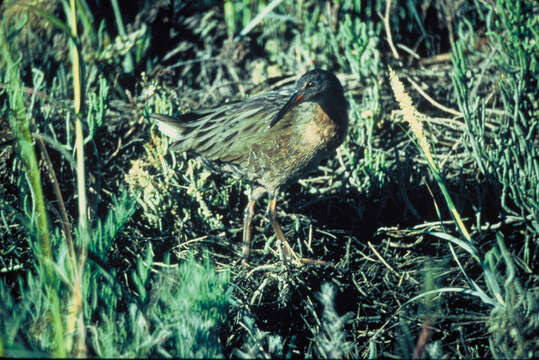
[36,137,74,254]
[382,0,399,59]
[405,76,463,117]
[65,0,87,356]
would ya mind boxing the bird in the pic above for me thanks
[152,69,349,266]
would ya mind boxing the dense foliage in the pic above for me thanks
[0,0,537,357]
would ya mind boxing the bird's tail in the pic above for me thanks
[151,114,185,141]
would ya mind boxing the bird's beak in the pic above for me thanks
[269,90,305,128]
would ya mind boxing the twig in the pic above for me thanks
[368,241,419,285]
[250,277,270,305]
[36,136,75,257]
[246,263,280,277]
[386,236,425,249]
[405,76,463,117]
[367,241,395,273]
[419,52,452,66]
[337,147,359,188]
[238,0,286,38]
[396,44,421,60]
[173,235,208,249]
[382,0,399,59]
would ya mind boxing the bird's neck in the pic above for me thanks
[318,93,349,128]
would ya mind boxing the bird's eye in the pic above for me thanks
[305,81,314,88]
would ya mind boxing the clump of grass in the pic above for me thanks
[0,2,231,357]
[0,182,231,357]
[452,0,538,262]
[0,14,66,357]
[233,313,288,358]
[449,1,538,355]
[125,130,177,228]
[310,283,355,358]
[90,250,230,358]
[389,28,537,354]
[1,239,231,357]
[233,283,355,359]
[486,234,538,358]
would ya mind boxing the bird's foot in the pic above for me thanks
[279,242,334,267]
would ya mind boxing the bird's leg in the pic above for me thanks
[240,199,256,265]
[268,194,301,265]
[268,194,334,267]
[241,186,266,265]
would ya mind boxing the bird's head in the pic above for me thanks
[269,69,344,127]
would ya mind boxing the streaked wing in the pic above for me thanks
[152,86,295,165]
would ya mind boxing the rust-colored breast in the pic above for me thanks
[306,105,340,147]
[242,102,346,192]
